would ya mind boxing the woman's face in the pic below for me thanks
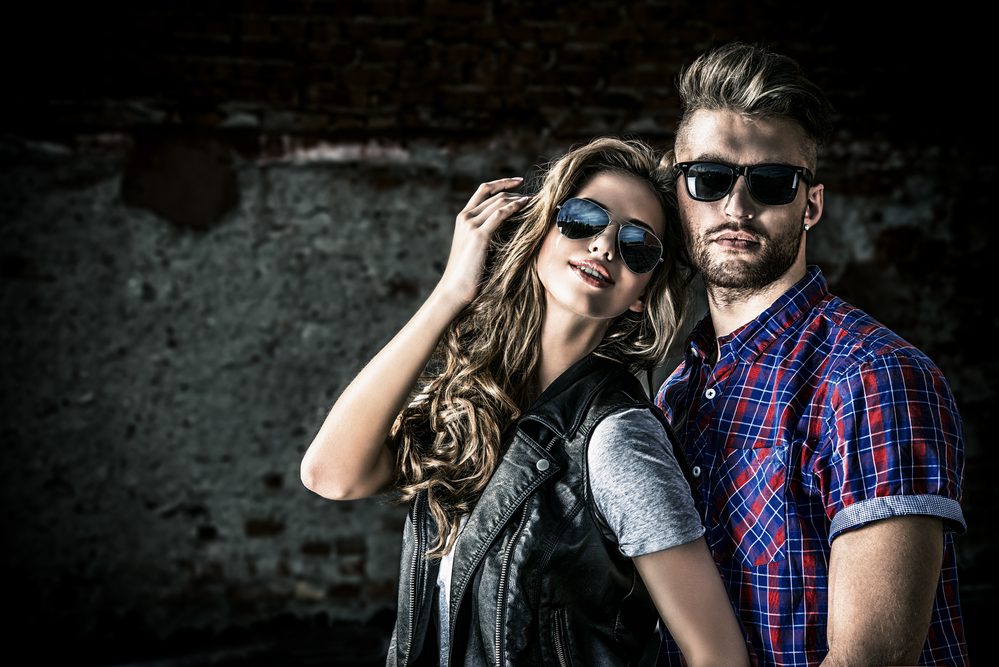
[536,170,665,323]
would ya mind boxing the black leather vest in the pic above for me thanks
[387,354,681,666]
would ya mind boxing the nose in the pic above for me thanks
[589,222,617,261]
[723,174,757,220]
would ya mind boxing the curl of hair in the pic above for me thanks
[391,137,693,557]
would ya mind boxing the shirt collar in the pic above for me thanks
[687,265,830,364]
[685,315,715,364]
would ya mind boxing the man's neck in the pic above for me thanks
[706,267,805,341]
[707,286,780,339]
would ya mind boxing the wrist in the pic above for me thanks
[432,277,475,311]
[427,281,473,319]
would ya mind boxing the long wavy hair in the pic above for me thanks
[391,137,692,557]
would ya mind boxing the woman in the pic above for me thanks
[301,137,749,666]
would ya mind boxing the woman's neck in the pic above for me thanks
[534,311,611,397]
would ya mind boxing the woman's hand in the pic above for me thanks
[437,177,531,306]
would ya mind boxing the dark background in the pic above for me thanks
[1,2,994,666]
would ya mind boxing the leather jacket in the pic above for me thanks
[387,354,678,666]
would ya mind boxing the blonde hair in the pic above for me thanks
[675,42,836,167]
[391,137,692,557]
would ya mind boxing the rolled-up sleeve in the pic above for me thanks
[814,350,966,542]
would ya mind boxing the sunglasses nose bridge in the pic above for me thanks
[586,220,619,261]
[592,219,615,239]
[728,165,750,194]
[598,219,621,236]
[718,176,759,221]
[725,169,758,207]
[577,216,616,241]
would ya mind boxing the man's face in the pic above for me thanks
[674,109,824,293]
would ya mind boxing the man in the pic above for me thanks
[655,42,967,666]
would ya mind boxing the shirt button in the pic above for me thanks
[704,388,717,399]
[536,459,550,471]
[691,465,702,478]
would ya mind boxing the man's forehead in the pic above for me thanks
[677,109,813,165]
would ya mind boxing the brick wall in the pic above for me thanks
[5,2,984,145]
[1,3,993,664]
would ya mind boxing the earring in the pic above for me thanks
[803,223,810,232]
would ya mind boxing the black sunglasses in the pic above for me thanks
[554,197,663,274]
[674,161,814,206]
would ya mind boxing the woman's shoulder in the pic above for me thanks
[589,406,670,454]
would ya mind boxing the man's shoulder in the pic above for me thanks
[813,293,943,378]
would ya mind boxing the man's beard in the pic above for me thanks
[689,215,804,294]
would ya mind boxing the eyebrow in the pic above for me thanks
[689,152,733,164]
[689,152,794,167]
[583,197,657,233]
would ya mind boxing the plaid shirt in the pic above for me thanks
[655,266,967,667]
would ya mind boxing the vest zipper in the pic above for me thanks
[404,493,424,667]
[552,607,570,667]
[494,503,530,666]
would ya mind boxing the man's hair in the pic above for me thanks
[675,42,836,166]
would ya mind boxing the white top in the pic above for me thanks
[436,514,468,667]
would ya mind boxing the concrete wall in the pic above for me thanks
[1,3,994,664]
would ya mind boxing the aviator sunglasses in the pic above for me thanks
[674,161,814,206]
[555,197,664,274]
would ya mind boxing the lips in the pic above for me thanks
[569,259,614,287]
[712,231,761,249]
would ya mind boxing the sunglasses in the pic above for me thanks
[554,197,663,274]
[674,161,813,206]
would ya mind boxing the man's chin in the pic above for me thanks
[699,259,760,289]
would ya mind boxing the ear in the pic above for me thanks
[804,183,824,230]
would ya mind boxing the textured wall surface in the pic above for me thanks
[1,3,994,666]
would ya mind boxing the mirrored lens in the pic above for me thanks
[618,225,662,273]
[746,165,799,204]
[555,198,610,239]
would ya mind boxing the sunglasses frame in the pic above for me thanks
[674,161,814,206]
[554,197,664,274]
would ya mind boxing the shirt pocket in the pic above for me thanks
[709,442,788,567]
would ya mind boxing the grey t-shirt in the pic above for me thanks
[588,407,705,557]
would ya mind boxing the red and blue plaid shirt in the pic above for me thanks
[655,266,967,667]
